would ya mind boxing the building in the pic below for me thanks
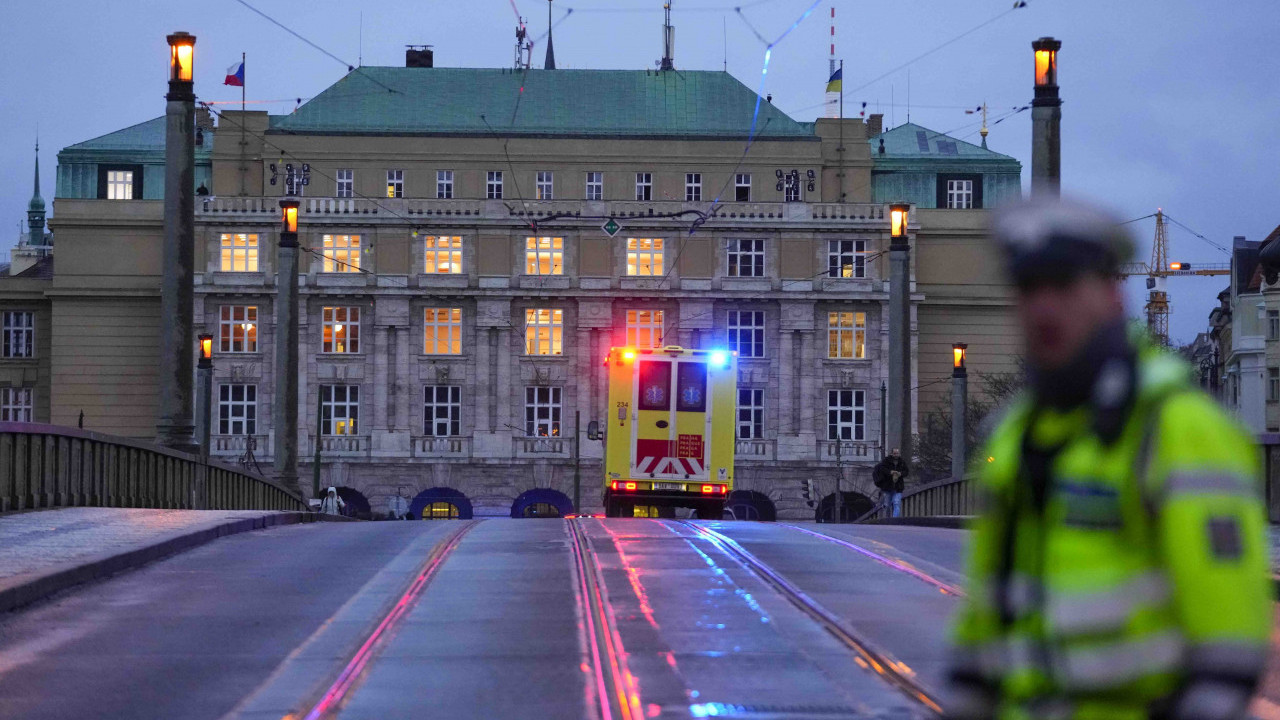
[1,144,53,423]
[42,60,1022,518]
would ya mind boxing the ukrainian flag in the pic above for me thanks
[825,67,842,93]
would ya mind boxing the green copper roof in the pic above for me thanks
[64,117,167,152]
[269,67,814,139]
[870,122,1017,163]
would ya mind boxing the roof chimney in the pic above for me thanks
[406,46,434,68]
[867,113,883,137]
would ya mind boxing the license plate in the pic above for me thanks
[652,482,684,491]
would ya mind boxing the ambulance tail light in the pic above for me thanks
[614,481,637,492]
[701,484,727,494]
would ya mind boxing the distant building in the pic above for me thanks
[0,145,53,422]
[39,60,1022,517]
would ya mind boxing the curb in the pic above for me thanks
[0,511,332,614]
[859,516,972,529]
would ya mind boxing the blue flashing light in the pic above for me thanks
[709,351,728,368]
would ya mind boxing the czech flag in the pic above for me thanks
[825,67,842,93]
[224,61,245,87]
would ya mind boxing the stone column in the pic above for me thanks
[951,360,968,481]
[272,225,300,493]
[156,53,198,452]
[887,236,911,459]
[578,301,612,462]
[473,299,513,458]
[372,298,410,457]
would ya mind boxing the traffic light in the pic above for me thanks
[801,478,816,508]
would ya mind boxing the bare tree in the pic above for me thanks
[913,362,1025,483]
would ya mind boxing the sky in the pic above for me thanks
[2,0,1277,344]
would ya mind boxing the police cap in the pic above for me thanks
[991,196,1135,289]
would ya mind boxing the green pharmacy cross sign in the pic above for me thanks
[601,218,622,237]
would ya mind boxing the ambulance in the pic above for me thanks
[600,346,737,518]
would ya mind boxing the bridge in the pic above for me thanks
[2,424,1279,719]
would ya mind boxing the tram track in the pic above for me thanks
[779,524,966,598]
[672,520,946,716]
[297,519,480,720]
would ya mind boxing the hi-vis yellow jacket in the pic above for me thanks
[950,351,1272,720]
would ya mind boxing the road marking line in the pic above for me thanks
[779,524,965,597]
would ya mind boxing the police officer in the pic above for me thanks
[948,197,1272,720]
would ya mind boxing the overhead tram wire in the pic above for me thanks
[1164,215,1232,255]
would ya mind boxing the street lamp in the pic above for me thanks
[196,333,214,461]
[952,342,967,373]
[1030,36,1062,197]
[887,202,912,463]
[889,203,910,244]
[168,32,196,85]
[274,199,303,494]
[1032,37,1060,95]
[280,199,300,240]
[951,342,968,482]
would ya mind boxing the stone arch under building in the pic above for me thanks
[510,488,574,518]
[816,491,874,523]
[408,487,474,520]
[335,486,371,519]
[725,490,777,521]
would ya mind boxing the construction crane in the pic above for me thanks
[1116,210,1230,345]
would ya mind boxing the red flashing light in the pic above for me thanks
[623,349,636,362]
[701,485,715,493]
[701,484,726,494]
[624,482,637,491]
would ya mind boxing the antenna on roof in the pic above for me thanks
[358,11,363,67]
[659,2,675,71]
[515,17,531,69]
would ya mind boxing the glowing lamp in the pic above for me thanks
[280,199,299,232]
[167,32,196,84]
[890,203,910,239]
[709,351,728,368]
[198,333,213,367]
[624,482,637,491]
[1032,37,1060,89]
[623,349,636,362]
[952,342,967,370]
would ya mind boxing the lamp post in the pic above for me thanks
[156,31,199,451]
[887,203,912,463]
[196,334,213,458]
[951,343,968,481]
[1030,37,1062,197]
[273,199,301,494]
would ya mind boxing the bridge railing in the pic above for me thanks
[857,475,975,522]
[0,423,306,513]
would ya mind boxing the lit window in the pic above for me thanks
[0,387,33,422]
[525,308,563,356]
[828,312,866,359]
[827,239,867,278]
[487,171,504,199]
[2,311,35,358]
[424,308,462,355]
[320,385,359,436]
[336,169,353,198]
[525,386,562,437]
[728,310,765,358]
[386,169,404,198]
[626,310,664,349]
[536,171,554,200]
[946,179,974,209]
[735,173,751,202]
[626,237,664,276]
[322,307,361,353]
[525,237,564,275]
[217,384,256,435]
[827,389,866,441]
[218,234,259,272]
[727,239,765,277]
[685,173,702,202]
[424,236,462,274]
[219,306,258,353]
[436,170,454,199]
[586,172,603,201]
[424,385,461,436]
[737,388,763,439]
[635,172,652,201]
[106,170,134,200]
[321,234,361,273]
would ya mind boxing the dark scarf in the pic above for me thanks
[1028,318,1138,443]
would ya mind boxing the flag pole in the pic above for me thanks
[241,52,246,115]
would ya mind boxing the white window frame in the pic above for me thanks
[785,176,802,202]
[1268,310,1279,341]
[424,385,461,437]
[585,171,603,201]
[685,173,702,202]
[727,239,765,278]
[635,172,652,201]
[828,312,867,359]
[524,386,563,437]
[487,171,504,199]
[827,239,867,279]
[2,311,35,359]
[424,308,462,355]
[322,307,361,354]
[737,387,764,439]
[436,169,454,199]
[321,234,361,273]
[946,179,974,209]
[217,383,257,435]
[336,169,353,198]
[525,308,564,356]
[827,389,866,441]
[536,171,554,200]
[728,310,766,358]
[320,385,359,436]
[0,387,33,422]
[424,235,462,274]
[219,305,258,353]
[219,233,259,272]
[626,237,664,277]
[525,237,564,275]
[386,169,404,198]
[106,170,134,200]
[1270,368,1279,404]
[625,310,665,349]
[735,173,751,202]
